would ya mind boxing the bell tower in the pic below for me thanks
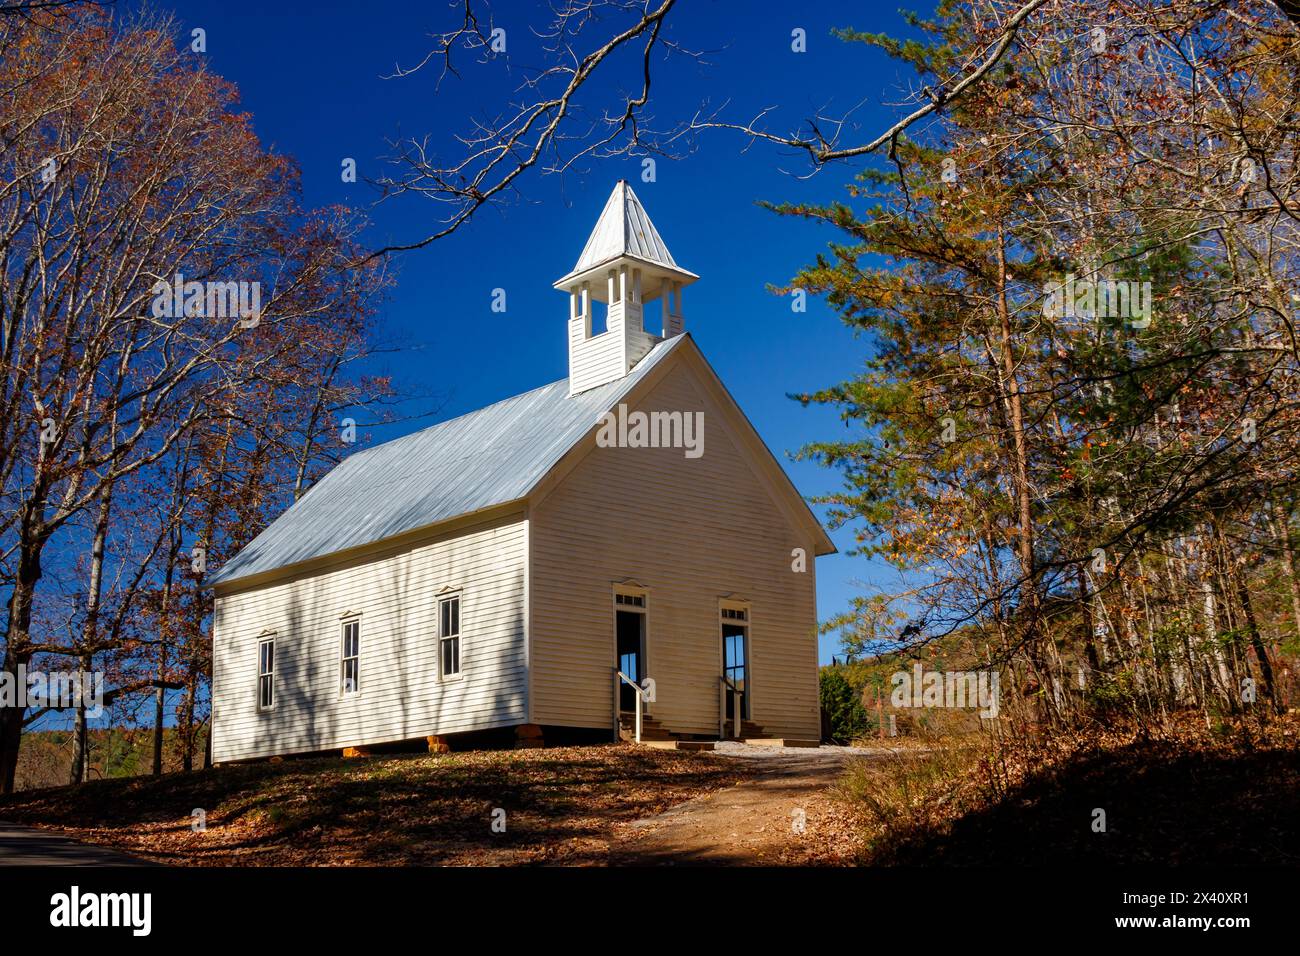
[555,181,698,395]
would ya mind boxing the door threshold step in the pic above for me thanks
[638,739,715,751]
[742,738,821,748]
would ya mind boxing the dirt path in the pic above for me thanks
[611,744,885,865]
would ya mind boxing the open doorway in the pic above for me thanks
[722,624,750,719]
[615,593,647,712]
[722,605,750,723]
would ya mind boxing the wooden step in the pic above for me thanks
[619,712,711,748]
[723,720,767,739]
[742,738,821,748]
[638,739,715,751]
[619,716,667,728]
[618,722,676,743]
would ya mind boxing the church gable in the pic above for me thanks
[527,346,825,737]
[532,339,833,558]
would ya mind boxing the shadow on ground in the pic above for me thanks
[0,744,748,866]
[873,737,1300,865]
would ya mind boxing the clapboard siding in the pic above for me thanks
[569,322,626,394]
[625,323,658,366]
[530,360,820,739]
[211,511,527,763]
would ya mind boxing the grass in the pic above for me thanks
[0,743,748,866]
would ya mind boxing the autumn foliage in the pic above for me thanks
[790,0,1300,733]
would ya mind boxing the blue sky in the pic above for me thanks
[152,0,926,664]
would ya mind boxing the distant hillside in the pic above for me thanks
[15,727,209,792]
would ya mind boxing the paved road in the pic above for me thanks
[0,821,150,866]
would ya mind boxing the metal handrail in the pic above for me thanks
[718,675,744,740]
[616,670,650,743]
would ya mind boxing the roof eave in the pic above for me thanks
[207,499,530,594]
[553,253,700,291]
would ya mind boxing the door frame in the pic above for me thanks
[612,582,650,715]
[719,598,753,725]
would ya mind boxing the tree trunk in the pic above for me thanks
[1272,499,1300,642]
[152,643,168,776]
[1077,568,1102,672]
[1197,532,1234,709]
[1235,569,1279,714]
[70,488,113,785]
[152,558,177,777]
[179,665,197,772]
[994,231,1046,719]
[68,653,92,785]
[0,534,47,794]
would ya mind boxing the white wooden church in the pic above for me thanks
[208,182,834,762]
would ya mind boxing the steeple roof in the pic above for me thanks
[555,180,698,288]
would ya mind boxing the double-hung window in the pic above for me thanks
[258,637,275,710]
[341,619,360,696]
[439,595,461,678]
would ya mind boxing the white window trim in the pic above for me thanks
[613,581,649,611]
[257,634,276,712]
[340,617,361,699]
[438,591,463,681]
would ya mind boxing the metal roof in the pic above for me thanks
[207,335,687,587]
[556,181,698,287]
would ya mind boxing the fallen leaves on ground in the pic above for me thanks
[0,744,749,866]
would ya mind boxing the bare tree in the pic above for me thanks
[0,8,389,791]
[367,0,1048,257]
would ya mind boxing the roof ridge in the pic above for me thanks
[355,331,692,459]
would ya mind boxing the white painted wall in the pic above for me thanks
[569,286,664,394]
[529,358,822,740]
[211,511,527,763]
[568,321,628,395]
